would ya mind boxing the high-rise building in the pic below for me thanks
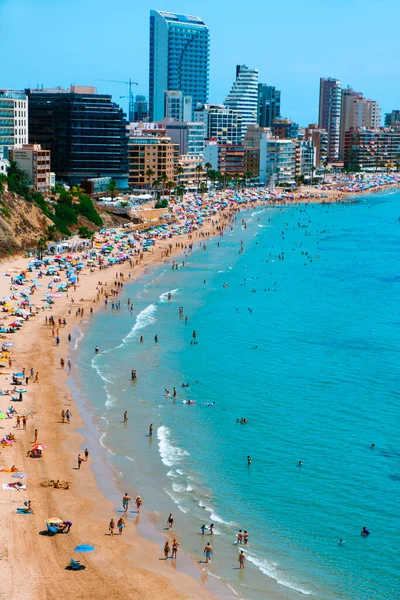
[384,110,400,128]
[225,65,259,136]
[259,135,296,185]
[344,127,400,171]
[272,118,299,140]
[258,85,281,128]
[9,144,51,193]
[339,88,380,159]
[163,120,205,156]
[133,95,149,123]
[242,124,270,178]
[318,77,342,162]
[27,86,128,186]
[149,11,210,122]
[305,124,328,167]
[194,104,242,144]
[164,91,193,122]
[0,89,28,159]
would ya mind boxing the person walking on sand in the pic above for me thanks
[34,372,39,383]
[238,550,246,569]
[204,542,213,563]
[84,448,89,461]
[61,410,65,423]
[109,518,115,536]
[136,495,143,513]
[122,493,132,512]
[60,358,65,368]
[117,517,125,535]
[22,416,26,430]
[172,538,179,558]
[66,409,71,424]
[77,454,82,470]
[164,540,170,559]
[167,513,174,529]
[16,416,20,429]
[34,429,38,443]
[67,359,71,371]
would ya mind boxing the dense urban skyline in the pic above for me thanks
[1,0,399,125]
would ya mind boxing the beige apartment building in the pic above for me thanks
[9,144,51,192]
[128,133,179,189]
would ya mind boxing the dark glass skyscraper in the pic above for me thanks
[258,84,281,128]
[26,87,128,185]
[149,11,210,122]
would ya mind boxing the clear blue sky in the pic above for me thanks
[1,0,399,125]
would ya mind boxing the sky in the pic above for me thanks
[1,0,399,125]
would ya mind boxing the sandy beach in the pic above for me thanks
[0,181,397,600]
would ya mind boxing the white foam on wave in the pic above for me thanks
[123,304,157,342]
[244,552,313,596]
[73,329,85,350]
[198,500,234,526]
[159,288,179,303]
[157,425,189,467]
[172,482,186,493]
[125,455,135,463]
[164,488,189,513]
[99,432,116,456]
[91,355,113,384]
[167,469,178,478]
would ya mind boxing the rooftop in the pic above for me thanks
[152,10,207,26]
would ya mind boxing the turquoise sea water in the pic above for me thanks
[73,191,400,600]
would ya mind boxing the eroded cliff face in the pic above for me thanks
[0,191,52,257]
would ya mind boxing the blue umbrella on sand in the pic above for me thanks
[74,545,95,552]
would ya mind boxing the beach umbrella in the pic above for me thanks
[2,343,13,347]
[12,472,27,478]
[74,545,95,553]
[32,443,46,451]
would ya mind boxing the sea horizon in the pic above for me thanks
[70,190,400,600]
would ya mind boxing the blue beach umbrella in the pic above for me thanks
[12,472,28,478]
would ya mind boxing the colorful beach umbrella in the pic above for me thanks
[74,545,95,553]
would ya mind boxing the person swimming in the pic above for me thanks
[361,527,370,536]
[95,346,99,353]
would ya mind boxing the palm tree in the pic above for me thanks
[244,171,253,188]
[204,162,212,191]
[152,179,161,198]
[208,170,218,190]
[166,180,175,200]
[161,172,168,196]
[37,236,47,260]
[176,183,186,197]
[195,164,204,192]
[145,169,155,191]
[199,181,207,195]
[176,165,184,183]
[323,160,329,183]
[106,179,118,199]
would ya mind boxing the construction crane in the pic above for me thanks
[96,78,138,122]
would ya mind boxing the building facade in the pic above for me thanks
[242,124,270,178]
[217,144,245,176]
[0,89,28,159]
[272,118,299,140]
[164,120,205,156]
[258,85,281,128]
[128,134,179,188]
[339,88,380,159]
[194,104,242,144]
[9,144,51,192]
[133,95,149,123]
[344,127,400,171]
[304,124,328,167]
[27,87,128,186]
[225,65,258,136]
[259,135,296,185]
[318,77,342,163]
[384,110,400,128]
[177,154,206,187]
[164,91,193,122]
[149,11,209,121]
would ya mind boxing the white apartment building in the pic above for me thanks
[0,90,28,159]
[194,104,242,144]
[225,65,259,137]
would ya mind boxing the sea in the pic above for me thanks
[71,190,400,600]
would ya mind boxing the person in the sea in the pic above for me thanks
[247,456,252,465]
[244,530,249,544]
[140,336,144,343]
[298,460,302,466]
[209,524,214,535]
[171,538,179,558]
[173,387,177,398]
[238,550,246,569]
[149,424,153,436]
[338,539,345,545]
[122,493,131,512]
[237,530,243,543]
[164,539,170,559]
[131,369,137,380]
[136,495,142,513]
[95,346,99,353]
[201,524,206,535]
[361,527,370,536]
[167,513,174,529]
[124,411,128,422]
[204,542,213,563]
[154,334,158,343]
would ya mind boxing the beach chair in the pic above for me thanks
[46,523,58,535]
[69,559,83,570]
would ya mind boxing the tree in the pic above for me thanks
[152,179,161,198]
[166,180,175,200]
[6,160,30,194]
[195,164,204,192]
[47,225,58,240]
[161,172,168,196]
[78,226,94,239]
[204,162,212,190]
[244,171,253,187]
[145,169,155,191]
[175,165,184,183]
[37,236,47,260]
[106,179,118,199]
[176,183,186,197]
[208,169,218,190]
[199,181,207,195]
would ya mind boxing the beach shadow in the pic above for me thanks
[65,565,86,571]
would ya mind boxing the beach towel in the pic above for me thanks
[2,484,26,490]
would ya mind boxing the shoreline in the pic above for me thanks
[0,183,397,599]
